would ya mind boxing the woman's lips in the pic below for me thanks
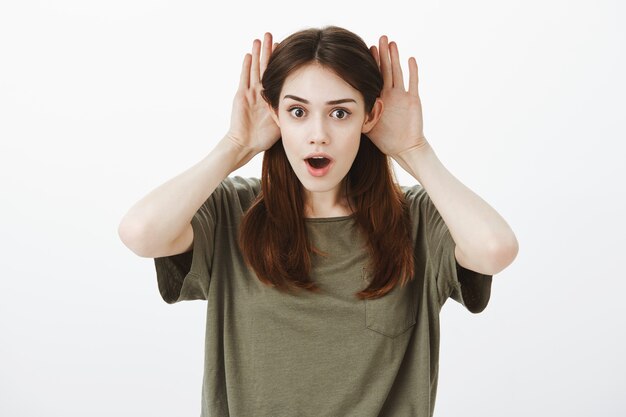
[305,158,333,177]
[304,152,334,162]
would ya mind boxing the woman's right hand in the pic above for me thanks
[226,32,281,158]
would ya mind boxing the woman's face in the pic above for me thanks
[270,63,380,207]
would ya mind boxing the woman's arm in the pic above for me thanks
[118,33,280,258]
[117,136,255,258]
[366,36,517,275]
[397,142,519,276]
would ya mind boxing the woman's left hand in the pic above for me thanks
[367,36,428,158]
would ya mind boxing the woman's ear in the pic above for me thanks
[268,102,280,127]
[361,98,383,134]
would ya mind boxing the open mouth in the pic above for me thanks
[306,157,331,169]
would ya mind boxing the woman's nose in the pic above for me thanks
[308,136,329,145]
[308,118,329,145]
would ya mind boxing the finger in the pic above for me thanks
[370,45,380,68]
[250,39,261,87]
[389,41,405,90]
[408,57,419,97]
[239,53,252,90]
[260,32,273,78]
[378,36,392,89]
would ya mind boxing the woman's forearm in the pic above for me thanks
[118,135,256,256]
[395,142,519,275]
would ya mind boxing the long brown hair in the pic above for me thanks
[239,25,415,300]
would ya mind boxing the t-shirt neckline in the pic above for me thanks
[304,213,357,223]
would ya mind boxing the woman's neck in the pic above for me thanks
[303,189,354,219]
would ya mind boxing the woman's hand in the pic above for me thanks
[367,36,429,158]
[226,32,281,157]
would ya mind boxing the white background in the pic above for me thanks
[1,0,625,416]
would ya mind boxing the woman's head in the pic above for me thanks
[239,26,415,300]
[260,26,385,209]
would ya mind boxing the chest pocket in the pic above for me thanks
[362,267,417,338]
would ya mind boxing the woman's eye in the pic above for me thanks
[332,109,350,119]
[289,107,305,118]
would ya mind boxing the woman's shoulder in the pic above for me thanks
[399,182,426,202]
[218,176,262,203]
[398,182,431,226]
[222,176,261,192]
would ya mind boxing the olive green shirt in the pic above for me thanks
[154,176,493,417]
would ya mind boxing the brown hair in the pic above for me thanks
[238,25,415,300]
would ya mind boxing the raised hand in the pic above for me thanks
[367,35,428,158]
[226,32,281,157]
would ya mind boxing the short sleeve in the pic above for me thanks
[153,186,220,304]
[405,183,493,313]
[437,227,493,313]
[151,176,261,304]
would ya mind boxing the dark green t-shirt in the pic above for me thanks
[154,176,493,417]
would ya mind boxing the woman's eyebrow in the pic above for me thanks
[283,94,356,105]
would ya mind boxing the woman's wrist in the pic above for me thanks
[218,134,259,172]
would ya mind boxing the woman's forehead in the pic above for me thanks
[281,65,361,105]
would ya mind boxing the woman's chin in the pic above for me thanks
[296,175,347,195]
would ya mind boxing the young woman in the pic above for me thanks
[119,25,518,417]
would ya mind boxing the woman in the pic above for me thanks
[119,25,518,417]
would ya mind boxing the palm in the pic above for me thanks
[229,87,280,152]
[369,89,424,155]
[367,36,427,157]
[227,33,281,154]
